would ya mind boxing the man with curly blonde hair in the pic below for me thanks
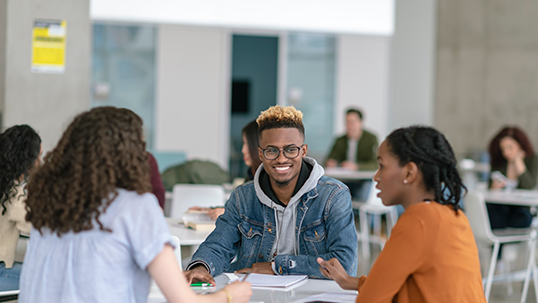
[186,105,357,281]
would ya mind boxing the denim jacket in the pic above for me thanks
[187,157,358,278]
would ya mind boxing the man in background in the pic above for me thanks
[326,108,378,171]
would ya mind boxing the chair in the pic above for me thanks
[170,184,225,220]
[465,191,537,303]
[355,182,399,258]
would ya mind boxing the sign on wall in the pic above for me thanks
[32,19,67,73]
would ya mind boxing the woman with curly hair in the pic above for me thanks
[487,126,538,229]
[317,126,486,303]
[0,125,42,291]
[19,107,251,303]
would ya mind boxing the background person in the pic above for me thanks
[487,126,538,229]
[325,108,378,171]
[190,120,262,220]
[317,126,486,303]
[19,107,251,303]
[0,125,42,292]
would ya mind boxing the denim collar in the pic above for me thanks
[259,160,313,207]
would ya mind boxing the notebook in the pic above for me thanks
[182,211,216,231]
[241,273,308,288]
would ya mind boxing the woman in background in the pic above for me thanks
[487,126,538,229]
[317,126,486,303]
[0,125,42,291]
[19,107,251,303]
[191,120,261,220]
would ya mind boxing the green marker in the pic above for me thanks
[191,282,212,287]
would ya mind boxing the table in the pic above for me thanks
[483,189,538,206]
[147,274,357,303]
[166,217,212,246]
[324,168,376,181]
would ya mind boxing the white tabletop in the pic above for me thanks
[324,167,376,181]
[483,189,538,206]
[148,274,357,303]
[166,217,213,245]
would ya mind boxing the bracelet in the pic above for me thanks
[221,288,232,303]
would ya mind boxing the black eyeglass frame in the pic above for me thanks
[259,144,306,160]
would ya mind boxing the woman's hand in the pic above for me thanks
[491,179,506,190]
[222,281,252,303]
[208,208,225,220]
[317,257,359,291]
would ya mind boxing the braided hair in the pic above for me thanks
[0,125,41,215]
[386,126,466,212]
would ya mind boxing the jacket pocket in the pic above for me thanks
[237,221,264,260]
[302,222,327,255]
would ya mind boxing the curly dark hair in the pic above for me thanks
[0,125,41,215]
[488,126,534,170]
[25,107,152,235]
[242,120,262,176]
[386,126,466,212]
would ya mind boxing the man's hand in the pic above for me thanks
[341,161,358,171]
[326,159,338,168]
[236,262,275,275]
[317,257,359,291]
[184,265,216,285]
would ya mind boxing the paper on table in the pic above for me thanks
[292,291,358,303]
[236,273,308,288]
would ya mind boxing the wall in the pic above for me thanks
[1,0,91,151]
[335,35,391,141]
[435,0,538,157]
[389,0,437,132]
[155,25,230,169]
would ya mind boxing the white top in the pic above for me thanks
[19,189,172,303]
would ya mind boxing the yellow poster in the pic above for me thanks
[32,20,66,73]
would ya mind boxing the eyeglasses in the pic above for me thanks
[260,145,305,160]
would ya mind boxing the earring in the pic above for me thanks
[403,179,408,184]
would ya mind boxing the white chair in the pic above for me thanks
[169,184,225,221]
[354,182,399,258]
[465,191,537,303]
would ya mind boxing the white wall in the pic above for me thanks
[335,35,391,141]
[155,25,230,169]
[389,0,437,130]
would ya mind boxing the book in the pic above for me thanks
[240,273,308,288]
[182,211,216,231]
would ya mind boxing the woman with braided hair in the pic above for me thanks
[317,126,486,303]
[19,107,251,303]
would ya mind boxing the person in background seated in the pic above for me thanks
[318,126,487,303]
[325,108,378,201]
[148,152,165,208]
[325,108,378,171]
[185,105,357,283]
[19,107,251,303]
[0,125,42,292]
[487,126,538,229]
[190,120,262,220]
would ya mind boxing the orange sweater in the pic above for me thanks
[356,201,486,303]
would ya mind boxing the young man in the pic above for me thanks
[326,108,378,171]
[185,105,357,283]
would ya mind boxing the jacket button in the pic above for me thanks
[268,228,272,233]
[258,254,263,259]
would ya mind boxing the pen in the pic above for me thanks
[191,282,212,287]
[241,272,251,282]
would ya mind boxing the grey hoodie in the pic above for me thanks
[253,157,325,260]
